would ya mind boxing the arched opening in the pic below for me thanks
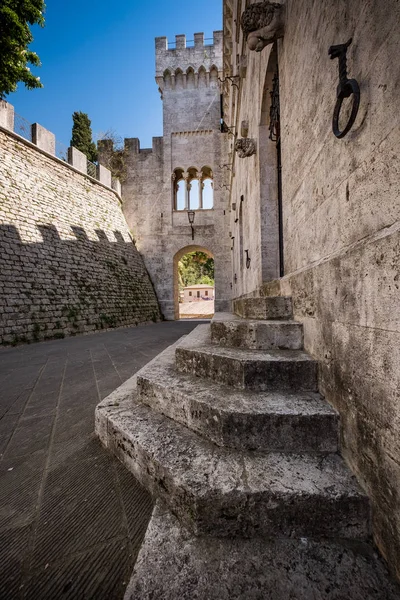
[210,65,218,87]
[187,167,200,210]
[173,168,186,210]
[175,68,184,89]
[172,166,214,211]
[164,69,172,90]
[198,66,207,87]
[173,246,214,320]
[201,165,213,209]
[202,179,213,208]
[259,44,283,280]
[186,66,195,89]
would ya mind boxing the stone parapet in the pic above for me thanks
[96,163,112,187]
[0,128,160,345]
[0,100,14,131]
[31,123,55,155]
[0,101,120,192]
[67,146,87,174]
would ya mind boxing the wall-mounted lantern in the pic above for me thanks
[187,210,195,240]
[245,250,251,269]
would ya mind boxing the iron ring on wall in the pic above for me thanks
[332,79,360,139]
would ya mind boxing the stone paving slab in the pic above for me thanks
[0,321,198,599]
[126,502,400,600]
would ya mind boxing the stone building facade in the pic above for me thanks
[223,0,400,579]
[120,32,231,320]
[0,110,160,345]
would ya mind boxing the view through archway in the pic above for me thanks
[173,246,214,320]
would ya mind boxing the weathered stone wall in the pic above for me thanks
[224,0,400,579]
[0,128,161,344]
[122,32,231,320]
[122,131,231,319]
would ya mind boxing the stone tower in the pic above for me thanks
[121,32,231,319]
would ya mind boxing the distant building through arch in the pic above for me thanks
[173,245,214,320]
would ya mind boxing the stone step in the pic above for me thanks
[97,395,370,541]
[233,296,293,320]
[211,312,303,350]
[125,502,400,600]
[175,343,318,392]
[137,343,338,452]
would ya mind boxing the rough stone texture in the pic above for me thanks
[233,296,293,319]
[211,311,303,349]
[120,32,231,320]
[0,128,160,345]
[0,320,199,599]
[96,325,368,541]
[175,344,318,392]
[223,0,400,578]
[136,341,338,452]
[125,502,400,600]
[94,320,400,595]
[98,395,369,541]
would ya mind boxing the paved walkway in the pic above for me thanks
[179,300,214,318]
[0,321,199,599]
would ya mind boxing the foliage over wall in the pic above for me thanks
[0,0,45,98]
[70,111,98,163]
[178,251,214,289]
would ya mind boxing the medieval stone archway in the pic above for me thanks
[173,245,214,320]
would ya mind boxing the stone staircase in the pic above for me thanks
[96,296,400,599]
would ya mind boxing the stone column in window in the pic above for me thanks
[199,173,204,209]
[184,172,189,210]
[171,172,176,210]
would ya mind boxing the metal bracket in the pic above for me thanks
[328,38,360,138]
[218,75,240,90]
[220,121,236,136]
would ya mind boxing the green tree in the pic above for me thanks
[0,0,45,98]
[70,112,98,163]
[178,252,215,289]
[97,131,128,181]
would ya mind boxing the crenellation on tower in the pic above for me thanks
[123,136,163,158]
[155,36,167,51]
[155,31,223,81]
[194,32,204,48]
[175,34,186,49]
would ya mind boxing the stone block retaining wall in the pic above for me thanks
[0,128,160,345]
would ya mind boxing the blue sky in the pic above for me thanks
[9,0,222,149]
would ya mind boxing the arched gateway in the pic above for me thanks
[173,245,214,320]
